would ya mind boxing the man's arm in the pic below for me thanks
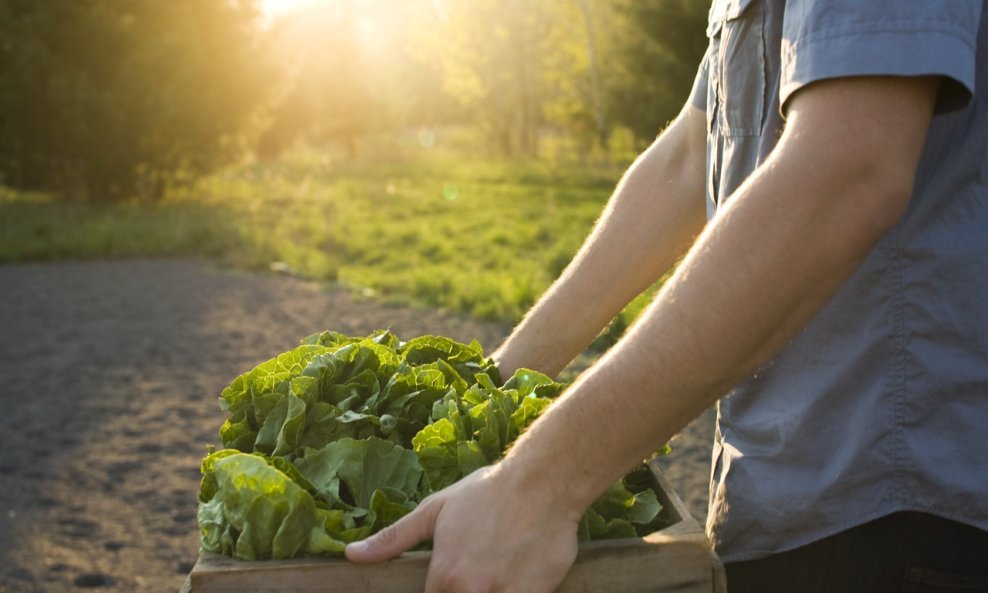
[347,75,939,593]
[494,105,707,379]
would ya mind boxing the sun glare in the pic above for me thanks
[260,0,315,19]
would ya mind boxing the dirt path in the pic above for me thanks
[0,260,712,593]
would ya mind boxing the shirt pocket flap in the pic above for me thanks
[706,0,756,37]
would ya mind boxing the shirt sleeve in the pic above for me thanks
[781,1,983,114]
[688,47,711,112]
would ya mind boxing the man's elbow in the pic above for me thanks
[782,75,940,239]
[857,153,918,237]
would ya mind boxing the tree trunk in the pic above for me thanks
[578,0,608,148]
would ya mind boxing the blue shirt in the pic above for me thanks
[689,0,988,562]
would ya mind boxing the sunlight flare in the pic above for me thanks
[260,0,315,19]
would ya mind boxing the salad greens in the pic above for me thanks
[197,330,667,560]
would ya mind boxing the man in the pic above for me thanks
[347,1,988,591]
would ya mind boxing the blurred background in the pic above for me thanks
[0,0,707,334]
[0,8,715,590]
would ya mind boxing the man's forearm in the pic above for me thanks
[494,107,707,379]
[500,76,940,514]
[346,77,941,593]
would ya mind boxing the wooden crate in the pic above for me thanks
[180,459,725,592]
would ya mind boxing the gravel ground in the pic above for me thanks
[0,259,713,593]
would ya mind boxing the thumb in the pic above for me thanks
[345,497,442,563]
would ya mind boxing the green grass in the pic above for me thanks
[1,148,648,330]
[0,188,241,262]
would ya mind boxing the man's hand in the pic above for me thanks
[345,463,581,593]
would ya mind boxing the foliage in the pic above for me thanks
[257,0,453,160]
[198,329,667,560]
[415,0,710,154]
[0,0,708,197]
[419,0,554,156]
[201,149,624,324]
[0,0,274,201]
[0,186,239,261]
[1,148,661,344]
[606,0,710,145]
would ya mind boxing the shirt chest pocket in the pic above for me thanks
[706,0,766,137]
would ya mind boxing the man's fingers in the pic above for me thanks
[345,498,441,563]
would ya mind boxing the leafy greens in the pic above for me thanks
[197,330,667,560]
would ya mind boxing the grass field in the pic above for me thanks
[0,147,660,340]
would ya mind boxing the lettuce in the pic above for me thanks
[198,330,666,560]
[197,453,346,560]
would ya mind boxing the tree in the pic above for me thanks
[418,0,554,156]
[578,0,608,147]
[416,0,708,156]
[0,0,274,201]
[605,0,709,146]
[257,0,458,160]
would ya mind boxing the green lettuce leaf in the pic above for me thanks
[198,452,346,560]
[293,437,423,509]
[412,418,460,492]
